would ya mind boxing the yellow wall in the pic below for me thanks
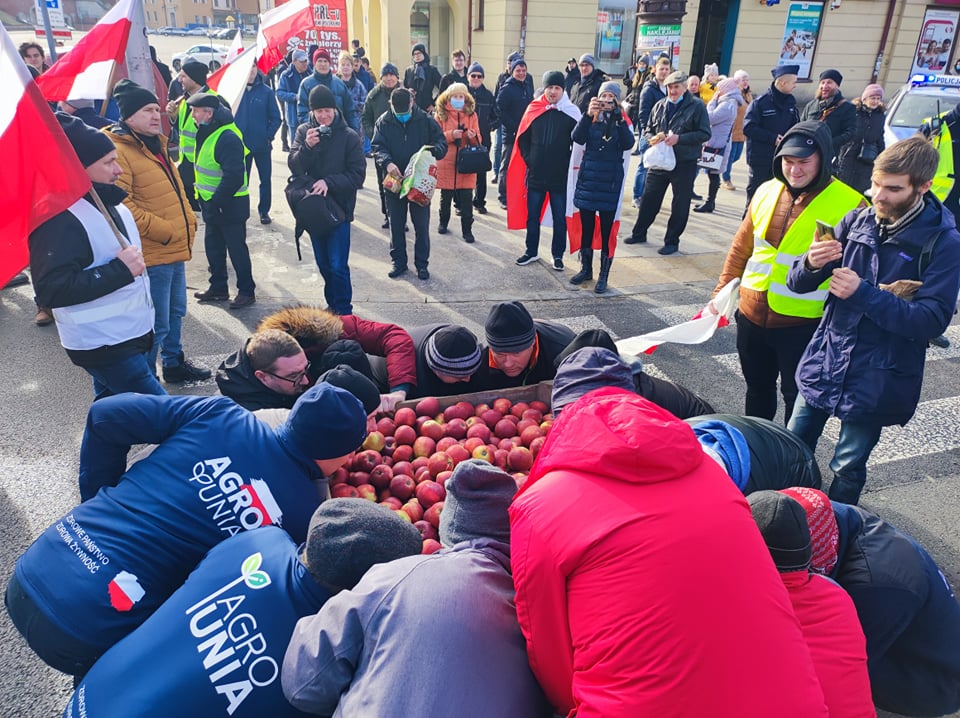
[523,0,596,81]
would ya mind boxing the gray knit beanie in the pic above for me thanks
[440,460,517,547]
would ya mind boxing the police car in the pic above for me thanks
[884,73,960,147]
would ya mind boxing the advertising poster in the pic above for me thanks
[597,8,625,61]
[911,7,959,77]
[636,24,681,69]
[778,2,823,80]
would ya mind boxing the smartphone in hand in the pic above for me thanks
[814,220,836,242]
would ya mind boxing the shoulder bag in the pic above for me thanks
[457,144,492,174]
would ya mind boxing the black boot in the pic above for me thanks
[595,256,613,293]
[570,248,593,285]
[694,175,720,213]
[162,352,212,383]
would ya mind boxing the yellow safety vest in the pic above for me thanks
[931,111,954,203]
[742,178,864,318]
[177,89,219,163]
[194,123,249,201]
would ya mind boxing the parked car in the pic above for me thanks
[241,26,257,37]
[171,44,231,72]
[185,27,209,36]
[884,73,960,147]
[160,26,187,36]
[213,28,237,39]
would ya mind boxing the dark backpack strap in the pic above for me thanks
[918,230,944,279]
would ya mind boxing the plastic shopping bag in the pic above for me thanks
[400,145,438,206]
[642,140,676,172]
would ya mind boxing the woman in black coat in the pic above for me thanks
[836,85,886,193]
[570,82,635,294]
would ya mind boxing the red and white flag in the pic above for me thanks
[0,25,91,288]
[256,0,313,74]
[36,0,137,102]
[225,29,244,64]
[207,45,259,114]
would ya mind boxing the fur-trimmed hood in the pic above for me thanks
[257,305,345,350]
[435,83,475,121]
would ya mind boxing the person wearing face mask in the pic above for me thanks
[371,88,447,280]
[713,121,865,426]
[363,63,402,228]
[28,114,163,401]
[435,83,482,243]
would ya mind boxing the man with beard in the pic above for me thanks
[403,43,443,113]
[800,69,856,169]
[28,114,163,401]
[786,136,960,505]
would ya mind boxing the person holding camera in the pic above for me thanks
[435,83,482,243]
[570,83,635,293]
[288,85,366,316]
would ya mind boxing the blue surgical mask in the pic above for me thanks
[395,111,411,123]
[450,97,465,110]
[667,94,683,105]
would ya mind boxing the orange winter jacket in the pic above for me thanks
[510,388,830,718]
[105,125,196,267]
[434,88,481,191]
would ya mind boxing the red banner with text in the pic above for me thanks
[271,0,348,67]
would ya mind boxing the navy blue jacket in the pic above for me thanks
[297,71,355,128]
[234,74,282,152]
[743,83,800,169]
[637,77,666,130]
[277,64,312,132]
[468,83,498,145]
[572,112,635,212]
[788,194,960,425]
[371,105,447,173]
[832,503,960,716]
[495,76,534,140]
[195,105,250,225]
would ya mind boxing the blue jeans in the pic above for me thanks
[526,188,567,259]
[84,350,167,401]
[787,394,883,505]
[245,147,273,217]
[633,160,648,201]
[146,262,186,369]
[493,126,504,179]
[723,141,744,182]
[309,221,353,315]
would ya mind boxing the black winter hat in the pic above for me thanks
[318,339,374,381]
[113,79,158,120]
[390,87,412,113]
[304,498,421,590]
[318,365,380,415]
[309,84,337,110]
[439,460,517,547]
[554,328,618,368]
[56,112,115,168]
[485,301,535,352]
[381,62,399,78]
[181,59,209,84]
[425,326,481,378]
[819,68,843,85]
[747,491,812,572]
[542,70,565,89]
[412,43,427,57]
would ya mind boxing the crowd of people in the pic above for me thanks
[7,38,960,717]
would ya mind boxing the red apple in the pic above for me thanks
[414,519,439,541]
[389,474,416,501]
[356,484,377,501]
[331,484,360,498]
[346,471,370,487]
[394,407,417,427]
[414,466,432,484]
[419,419,445,442]
[362,431,386,452]
[392,460,414,477]
[463,437,485,454]
[494,448,508,469]
[498,437,515,451]
[436,470,454,486]
[424,501,444,529]
[376,417,397,436]
[466,423,491,443]
[329,467,349,486]
[516,419,539,436]
[443,403,467,422]
[464,415,486,429]
[472,445,493,463]
[494,418,517,439]
[401,499,424,523]
[445,444,470,466]
[444,417,468,440]
[513,473,529,489]
[394,425,417,446]
[411,456,429,473]
[436,436,459,453]
[352,450,381,473]
[381,455,394,467]
[511,402,530,418]
[369,464,394,489]
[455,401,475,418]
[502,413,519,424]
[508,446,534,472]
[415,396,441,418]
[529,435,547,457]
[480,409,503,426]
[474,403,490,416]
[530,400,549,413]
[412,436,436,459]
[416,479,446,508]
[428,452,454,477]
[380,496,403,510]
[394,509,412,523]
[520,425,544,447]
[378,488,392,502]
[521,408,543,423]
[392,444,414,462]
[492,397,512,415]
[422,538,443,555]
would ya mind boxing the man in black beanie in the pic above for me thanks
[28,113,164,401]
[402,43,443,113]
[482,300,575,388]
[282,460,552,717]
[800,69,855,169]
[106,79,210,384]
[165,59,219,210]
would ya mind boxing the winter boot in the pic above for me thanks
[595,255,613,294]
[570,248,593,285]
[694,174,720,213]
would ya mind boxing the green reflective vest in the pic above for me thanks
[177,89,220,163]
[931,112,955,203]
[194,123,249,201]
[742,178,864,319]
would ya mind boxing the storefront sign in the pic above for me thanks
[910,7,959,77]
[636,24,681,69]
[779,2,823,80]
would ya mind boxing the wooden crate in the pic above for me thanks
[396,381,553,412]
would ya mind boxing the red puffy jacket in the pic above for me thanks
[509,388,828,718]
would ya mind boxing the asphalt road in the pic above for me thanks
[2,45,959,713]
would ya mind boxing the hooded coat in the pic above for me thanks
[255,306,417,392]
[105,124,196,267]
[434,85,481,190]
[788,191,960,425]
[509,388,829,718]
[831,503,960,716]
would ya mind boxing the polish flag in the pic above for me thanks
[256,0,314,74]
[107,570,146,612]
[36,0,137,102]
[0,25,91,288]
[207,46,259,115]
[225,30,244,63]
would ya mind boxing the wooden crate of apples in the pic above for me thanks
[329,383,554,554]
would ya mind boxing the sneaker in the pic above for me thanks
[194,289,229,302]
[34,307,53,326]
[658,244,679,256]
[722,180,736,191]
[163,357,212,383]
[5,272,29,289]
[475,205,488,215]
[498,200,508,210]
[229,293,256,309]
[259,214,272,225]
[417,268,430,280]
[624,235,646,245]
[930,334,951,349]
[553,257,564,271]
[388,265,408,279]
[463,232,475,244]
[437,225,449,235]
[516,253,539,266]
[631,197,642,208]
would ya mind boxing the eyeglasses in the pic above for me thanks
[469,74,483,78]
[263,361,311,386]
